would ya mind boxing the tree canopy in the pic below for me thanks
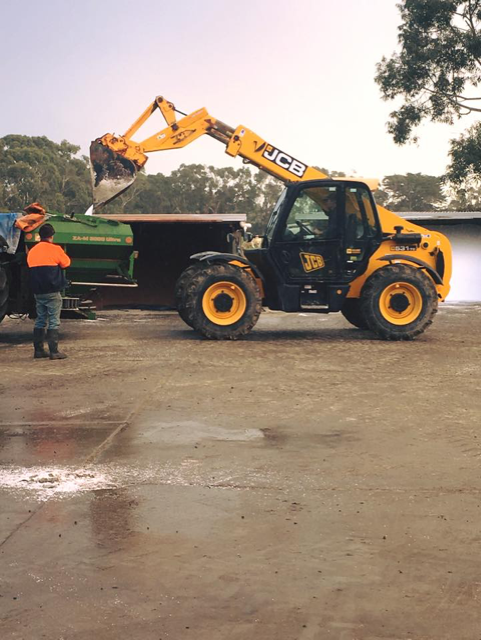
[0,135,91,213]
[375,1,481,182]
[0,135,284,232]
[1,134,469,230]
[377,172,444,211]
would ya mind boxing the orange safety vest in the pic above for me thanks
[27,241,71,294]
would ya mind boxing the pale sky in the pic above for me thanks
[1,0,477,180]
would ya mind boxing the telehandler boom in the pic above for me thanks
[90,95,452,341]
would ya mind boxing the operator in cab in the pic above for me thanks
[312,192,337,237]
[27,223,71,360]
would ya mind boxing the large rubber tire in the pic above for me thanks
[182,263,262,340]
[341,299,369,329]
[360,264,438,341]
[0,267,9,324]
[174,263,204,328]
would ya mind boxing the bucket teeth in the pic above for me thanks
[89,141,137,208]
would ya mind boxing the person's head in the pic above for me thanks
[39,223,55,241]
[322,193,337,213]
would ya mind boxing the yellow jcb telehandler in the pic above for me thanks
[90,95,452,341]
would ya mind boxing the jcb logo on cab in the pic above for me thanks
[300,252,325,273]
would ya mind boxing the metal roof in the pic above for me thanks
[399,211,481,221]
[100,211,481,226]
[99,213,247,223]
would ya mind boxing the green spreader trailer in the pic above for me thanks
[0,212,136,323]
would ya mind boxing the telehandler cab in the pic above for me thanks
[90,96,452,340]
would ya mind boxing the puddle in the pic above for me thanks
[139,421,265,444]
[0,462,277,502]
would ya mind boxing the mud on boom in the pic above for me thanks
[90,95,452,341]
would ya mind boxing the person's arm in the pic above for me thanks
[56,245,71,269]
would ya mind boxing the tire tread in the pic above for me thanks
[360,264,438,341]
[183,263,262,340]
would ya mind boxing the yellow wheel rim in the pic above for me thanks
[379,281,423,325]
[202,281,247,325]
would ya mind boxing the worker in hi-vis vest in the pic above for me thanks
[27,223,71,360]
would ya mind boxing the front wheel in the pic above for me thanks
[341,299,369,329]
[360,264,438,340]
[181,263,262,340]
[174,263,204,328]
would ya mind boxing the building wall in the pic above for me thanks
[415,222,481,302]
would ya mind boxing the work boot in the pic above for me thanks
[33,328,49,359]
[46,329,68,360]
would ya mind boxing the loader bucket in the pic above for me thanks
[89,140,138,208]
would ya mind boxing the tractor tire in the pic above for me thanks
[174,263,204,328]
[341,298,369,329]
[0,267,9,324]
[360,264,438,341]
[182,263,262,340]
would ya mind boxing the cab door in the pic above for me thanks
[341,184,383,279]
[270,182,344,283]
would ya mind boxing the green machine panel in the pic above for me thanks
[24,214,135,290]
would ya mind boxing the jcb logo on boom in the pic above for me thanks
[262,145,307,178]
[300,252,325,273]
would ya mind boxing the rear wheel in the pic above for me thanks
[182,263,262,340]
[0,267,9,323]
[174,263,204,328]
[341,299,369,329]
[360,264,438,340]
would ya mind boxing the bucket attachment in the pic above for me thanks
[90,140,138,208]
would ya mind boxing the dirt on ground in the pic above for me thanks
[1,305,481,640]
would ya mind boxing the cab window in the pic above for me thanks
[281,186,338,241]
[265,188,288,242]
[345,187,378,239]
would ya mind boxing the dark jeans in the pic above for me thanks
[34,292,62,330]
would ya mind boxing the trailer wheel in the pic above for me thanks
[360,264,438,340]
[174,263,204,328]
[183,263,262,340]
[0,267,9,323]
[341,299,369,329]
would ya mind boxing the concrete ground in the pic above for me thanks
[1,304,480,640]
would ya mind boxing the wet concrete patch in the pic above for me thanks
[0,425,124,466]
[5,482,481,640]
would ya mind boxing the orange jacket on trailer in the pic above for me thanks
[27,240,71,294]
